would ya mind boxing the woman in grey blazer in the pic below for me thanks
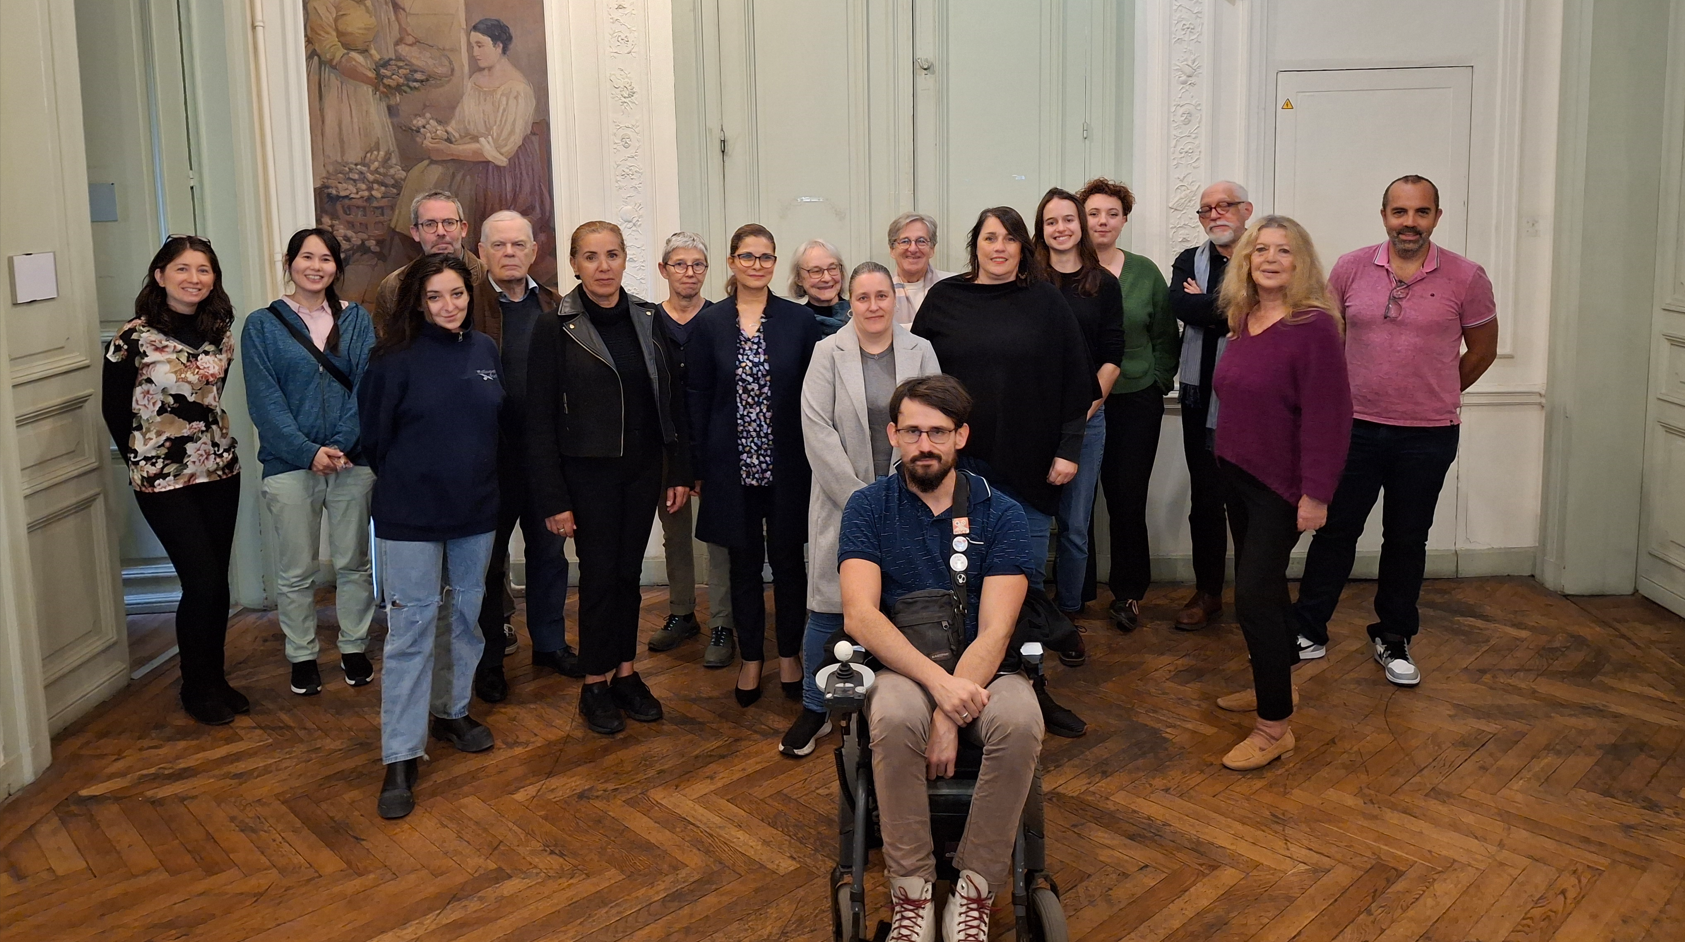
[782,261,941,757]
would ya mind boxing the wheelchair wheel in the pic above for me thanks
[1025,886,1068,942]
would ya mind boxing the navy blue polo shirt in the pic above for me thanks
[837,469,1033,641]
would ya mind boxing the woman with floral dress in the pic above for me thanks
[102,236,244,726]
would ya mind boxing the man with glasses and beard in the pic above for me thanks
[1292,174,1499,687]
[1168,181,1252,631]
[836,374,1042,942]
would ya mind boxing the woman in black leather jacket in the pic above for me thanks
[527,220,691,736]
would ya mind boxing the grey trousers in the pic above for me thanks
[866,670,1043,888]
[659,497,733,627]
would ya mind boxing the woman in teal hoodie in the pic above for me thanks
[241,228,377,697]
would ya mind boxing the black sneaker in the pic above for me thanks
[579,681,625,735]
[609,671,663,722]
[1372,634,1422,686]
[1058,631,1087,668]
[1033,675,1087,738]
[532,645,586,679]
[474,662,509,703]
[778,709,832,758]
[341,652,374,686]
[430,715,494,752]
[1108,598,1140,633]
[290,660,322,696]
[649,613,701,652]
[702,625,736,668]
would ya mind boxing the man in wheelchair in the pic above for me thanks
[836,374,1046,942]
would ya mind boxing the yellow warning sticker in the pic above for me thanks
[1282,99,1294,109]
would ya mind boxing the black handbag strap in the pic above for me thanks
[268,302,353,392]
[947,471,972,622]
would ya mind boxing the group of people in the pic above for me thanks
[103,170,1496,940]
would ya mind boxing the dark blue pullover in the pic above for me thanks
[358,320,503,542]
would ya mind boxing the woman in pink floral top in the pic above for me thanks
[102,235,244,726]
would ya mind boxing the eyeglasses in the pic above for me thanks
[893,426,956,445]
[801,264,842,279]
[1384,276,1411,320]
[892,237,933,249]
[733,252,778,267]
[665,261,708,274]
[1196,201,1244,219]
[417,218,464,233]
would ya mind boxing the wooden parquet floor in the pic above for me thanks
[3,576,1684,941]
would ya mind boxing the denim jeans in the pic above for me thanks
[260,467,375,662]
[1021,503,1054,591]
[802,610,845,712]
[1054,407,1106,611]
[378,532,494,764]
[1295,420,1460,644]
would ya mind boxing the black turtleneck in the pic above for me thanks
[582,291,660,453]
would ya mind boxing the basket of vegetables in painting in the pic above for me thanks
[319,150,407,255]
[374,41,454,100]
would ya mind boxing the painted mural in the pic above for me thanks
[303,0,557,300]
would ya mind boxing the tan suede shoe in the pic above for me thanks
[1222,729,1296,770]
[1215,684,1299,713]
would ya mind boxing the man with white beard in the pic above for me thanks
[1167,181,1253,630]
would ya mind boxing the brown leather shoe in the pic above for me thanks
[1174,590,1223,630]
[1222,728,1295,770]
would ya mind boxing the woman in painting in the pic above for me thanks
[304,0,410,171]
[398,18,554,254]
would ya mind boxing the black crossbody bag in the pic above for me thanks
[267,302,353,392]
[885,471,973,673]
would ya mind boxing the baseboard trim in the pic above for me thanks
[123,562,181,614]
[1142,546,1537,584]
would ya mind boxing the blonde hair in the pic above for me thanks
[1218,215,1343,336]
[787,239,846,298]
[568,220,625,258]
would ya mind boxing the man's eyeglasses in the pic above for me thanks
[665,261,708,274]
[893,426,956,445]
[417,218,464,233]
[1384,276,1411,320]
[892,237,933,250]
[801,264,842,279]
[1195,200,1244,219]
[733,252,777,267]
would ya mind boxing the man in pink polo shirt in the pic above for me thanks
[1292,175,1499,686]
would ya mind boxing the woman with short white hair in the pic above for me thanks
[788,239,849,336]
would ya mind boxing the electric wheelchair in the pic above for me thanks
[819,640,1069,941]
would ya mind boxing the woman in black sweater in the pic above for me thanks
[528,221,692,735]
[912,206,1093,593]
[358,254,504,819]
[688,223,822,706]
[1033,188,1125,616]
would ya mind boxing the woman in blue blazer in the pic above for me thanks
[688,223,822,706]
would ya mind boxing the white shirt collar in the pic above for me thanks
[488,269,539,300]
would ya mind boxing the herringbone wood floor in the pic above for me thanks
[3,577,1683,941]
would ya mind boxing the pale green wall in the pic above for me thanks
[1539,0,1674,593]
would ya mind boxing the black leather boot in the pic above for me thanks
[378,758,419,819]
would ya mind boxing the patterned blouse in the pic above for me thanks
[735,325,774,486]
[105,319,240,493]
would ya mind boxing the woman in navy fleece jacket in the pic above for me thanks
[357,253,503,820]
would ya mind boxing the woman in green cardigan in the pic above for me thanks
[1077,178,1181,632]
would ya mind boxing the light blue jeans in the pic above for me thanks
[377,532,494,764]
[802,610,845,712]
[1055,407,1107,611]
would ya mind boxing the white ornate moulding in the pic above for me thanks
[1167,0,1207,257]
[605,0,652,294]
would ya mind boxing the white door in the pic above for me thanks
[1272,67,1474,576]
[1273,67,1473,262]
[1637,18,1685,616]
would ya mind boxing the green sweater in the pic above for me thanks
[1109,250,1181,395]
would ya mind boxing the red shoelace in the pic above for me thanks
[886,886,932,941]
[950,880,992,941]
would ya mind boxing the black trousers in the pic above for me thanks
[133,475,241,699]
[1180,387,1236,596]
[1221,461,1299,722]
[1295,421,1460,644]
[729,484,807,662]
[1100,385,1164,601]
[562,447,663,676]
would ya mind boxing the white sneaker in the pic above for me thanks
[943,869,993,942]
[1296,635,1326,660]
[1372,636,1421,686]
[886,874,936,942]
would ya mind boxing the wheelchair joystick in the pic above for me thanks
[818,640,874,714]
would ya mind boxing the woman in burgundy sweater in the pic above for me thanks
[1210,216,1352,771]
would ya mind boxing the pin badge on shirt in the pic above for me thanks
[949,553,969,572]
[952,536,969,552]
[952,517,970,535]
